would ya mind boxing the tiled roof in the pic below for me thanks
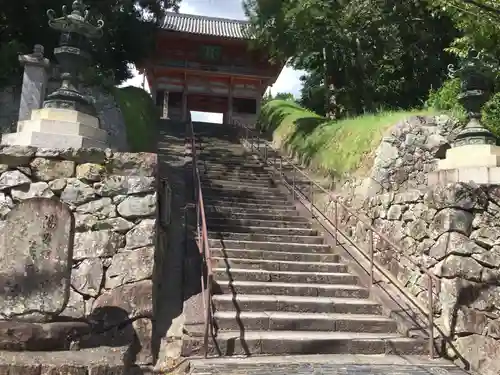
[161,12,253,39]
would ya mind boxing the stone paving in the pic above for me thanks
[189,355,471,375]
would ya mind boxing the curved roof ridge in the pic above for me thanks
[161,11,253,39]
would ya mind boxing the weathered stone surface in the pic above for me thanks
[0,199,73,321]
[394,190,422,204]
[430,208,473,239]
[74,214,99,232]
[94,217,135,233]
[0,321,90,351]
[62,148,107,164]
[92,280,153,318]
[0,170,31,190]
[75,198,115,219]
[95,176,155,196]
[63,288,86,319]
[455,307,489,335]
[0,192,13,218]
[424,182,488,211]
[106,153,157,177]
[30,158,75,181]
[132,318,153,364]
[405,219,428,240]
[73,230,124,260]
[125,219,155,249]
[105,247,154,289]
[386,205,402,220]
[429,232,484,261]
[433,255,483,282]
[117,193,156,218]
[472,246,500,269]
[0,145,35,166]
[60,179,96,205]
[10,182,54,201]
[48,178,66,194]
[455,335,500,375]
[471,227,500,249]
[76,163,105,182]
[72,259,104,297]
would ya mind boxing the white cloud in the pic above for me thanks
[120,0,304,122]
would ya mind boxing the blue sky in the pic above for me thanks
[121,0,304,122]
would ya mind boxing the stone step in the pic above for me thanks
[212,295,381,315]
[183,332,428,356]
[202,177,275,185]
[200,170,275,179]
[202,187,287,199]
[214,280,369,298]
[199,161,265,169]
[198,163,269,172]
[214,311,398,333]
[206,211,305,222]
[205,207,298,217]
[200,168,272,176]
[202,172,274,181]
[208,232,324,245]
[206,218,312,229]
[203,183,280,194]
[214,268,358,285]
[200,178,276,188]
[207,239,332,253]
[211,248,339,263]
[203,196,290,206]
[189,358,468,375]
[207,225,317,236]
[212,257,347,273]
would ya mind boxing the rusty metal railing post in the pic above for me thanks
[292,167,296,200]
[334,198,339,249]
[309,180,314,218]
[369,229,374,289]
[428,275,435,359]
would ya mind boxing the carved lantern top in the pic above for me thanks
[47,0,104,39]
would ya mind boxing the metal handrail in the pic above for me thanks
[234,121,441,358]
[186,119,214,358]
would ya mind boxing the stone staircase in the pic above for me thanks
[183,123,432,359]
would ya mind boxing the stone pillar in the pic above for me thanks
[162,91,169,119]
[17,45,50,123]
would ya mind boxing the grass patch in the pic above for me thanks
[112,86,159,152]
[259,100,432,178]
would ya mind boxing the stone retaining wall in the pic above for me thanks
[328,116,500,375]
[0,145,158,364]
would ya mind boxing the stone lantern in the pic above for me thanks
[431,50,500,184]
[1,0,108,149]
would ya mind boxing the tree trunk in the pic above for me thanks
[323,47,338,119]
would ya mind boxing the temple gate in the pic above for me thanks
[139,12,283,127]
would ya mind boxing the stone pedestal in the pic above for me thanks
[430,144,500,185]
[17,45,50,122]
[1,108,108,149]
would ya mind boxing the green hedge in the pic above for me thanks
[259,100,430,177]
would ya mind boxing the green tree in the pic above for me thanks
[429,0,500,59]
[0,0,181,87]
[244,0,458,117]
